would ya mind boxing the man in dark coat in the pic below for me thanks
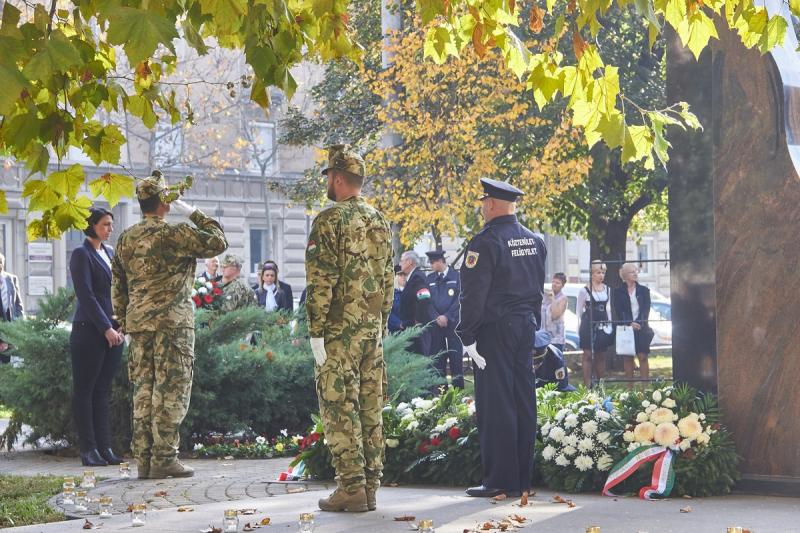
[399,250,431,356]
[425,250,464,388]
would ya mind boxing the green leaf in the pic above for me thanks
[181,18,208,55]
[106,7,179,64]
[418,0,444,25]
[423,27,458,64]
[678,102,703,130]
[596,111,625,149]
[47,164,85,199]
[758,14,787,54]
[88,173,135,208]
[0,191,7,214]
[53,195,92,231]
[791,0,800,18]
[22,180,61,212]
[126,95,158,129]
[199,0,247,33]
[622,125,653,163]
[676,10,718,60]
[22,30,83,82]
[0,66,29,114]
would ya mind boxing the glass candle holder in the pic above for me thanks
[131,503,146,527]
[119,462,130,479]
[418,519,435,533]
[62,486,75,506]
[74,490,88,512]
[99,496,113,518]
[223,509,239,532]
[298,512,314,532]
[586,527,601,533]
[63,476,75,490]
[82,470,96,489]
[727,528,744,533]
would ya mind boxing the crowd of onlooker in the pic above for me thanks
[197,255,295,314]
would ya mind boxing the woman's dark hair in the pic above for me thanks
[260,265,282,293]
[84,207,114,238]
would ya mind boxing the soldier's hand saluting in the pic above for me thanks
[170,199,196,217]
[310,337,327,366]
[463,343,486,370]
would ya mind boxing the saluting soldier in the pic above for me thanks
[112,173,228,479]
[217,254,257,312]
[457,178,546,499]
[425,250,464,389]
[305,145,394,513]
[398,250,431,356]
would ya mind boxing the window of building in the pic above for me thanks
[247,122,276,173]
[153,124,184,167]
[249,227,278,274]
[637,241,653,275]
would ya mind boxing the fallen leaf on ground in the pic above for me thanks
[680,505,692,513]
[154,491,168,497]
[177,507,194,512]
[394,515,415,521]
[552,494,575,508]
[682,494,693,499]
[238,508,256,515]
[82,519,100,529]
[200,526,222,533]
[509,514,527,523]
[259,517,271,525]
[287,486,306,494]
[567,500,576,508]
[519,492,529,506]
[242,524,260,531]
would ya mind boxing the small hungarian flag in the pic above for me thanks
[416,288,431,300]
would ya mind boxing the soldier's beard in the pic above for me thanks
[327,183,336,201]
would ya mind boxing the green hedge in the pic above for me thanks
[0,289,440,451]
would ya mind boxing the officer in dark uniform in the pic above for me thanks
[399,250,431,356]
[533,330,576,392]
[458,178,546,498]
[425,250,464,389]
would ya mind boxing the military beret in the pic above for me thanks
[425,250,446,262]
[136,173,168,200]
[322,144,365,178]
[480,178,524,202]
[220,254,242,268]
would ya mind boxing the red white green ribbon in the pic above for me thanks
[603,444,676,500]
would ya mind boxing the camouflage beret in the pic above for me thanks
[322,144,365,178]
[136,175,168,200]
[220,254,242,268]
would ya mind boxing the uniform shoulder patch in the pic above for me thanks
[307,240,317,253]
[465,251,480,268]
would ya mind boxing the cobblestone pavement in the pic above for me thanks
[0,450,332,518]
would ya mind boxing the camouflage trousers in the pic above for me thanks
[128,328,195,468]
[315,335,385,493]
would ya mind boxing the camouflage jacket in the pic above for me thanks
[305,196,394,340]
[112,210,228,332]
[218,277,257,312]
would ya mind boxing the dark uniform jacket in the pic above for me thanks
[426,268,460,326]
[400,268,431,329]
[457,214,547,346]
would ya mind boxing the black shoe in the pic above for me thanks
[465,485,521,498]
[99,448,124,465]
[80,449,109,467]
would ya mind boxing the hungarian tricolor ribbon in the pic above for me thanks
[603,444,676,500]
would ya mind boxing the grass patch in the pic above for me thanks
[0,475,65,528]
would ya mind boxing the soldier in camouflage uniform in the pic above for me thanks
[112,174,227,480]
[217,254,257,312]
[306,145,394,513]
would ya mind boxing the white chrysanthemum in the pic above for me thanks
[411,397,425,407]
[401,412,415,422]
[696,432,711,445]
[597,432,611,445]
[191,289,198,297]
[198,287,208,295]
[541,422,552,437]
[195,277,205,284]
[653,422,680,447]
[548,427,566,443]
[627,441,641,452]
[662,398,677,408]
[564,434,579,447]
[467,402,476,415]
[623,430,635,442]
[555,454,570,467]
[679,439,692,451]
[619,392,630,401]
[678,416,703,440]
[407,421,419,431]
[555,408,570,422]
[578,437,594,452]
[562,445,577,457]
[579,406,590,415]
[634,422,656,443]
[646,404,656,414]
[582,420,598,435]
[564,414,579,428]
[432,424,445,434]
[699,413,706,421]
[650,407,675,425]
[543,390,559,401]
[652,390,663,402]
[636,412,649,423]
[193,443,204,451]
[595,409,611,421]
[397,402,409,412]
[665,388,672,397]
[574,455,594,471]
[642,400,651,408]
[597,454,613,471]
[386,438,399,448]
[418,400,433,410]
[255,436,266,444]
[280,429,288,436]
[443,417,459,430]
[542,445,557,461]
[205,282,213,289]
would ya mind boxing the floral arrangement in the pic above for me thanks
[192,277,223,310]
[538,397,615,492]
[192,430,301,459]
[605,384,739,498]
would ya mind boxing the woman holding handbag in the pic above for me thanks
[613,263,653,389]
[577,261,614,387]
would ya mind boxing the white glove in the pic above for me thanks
[463,343,486,370]
[310,337,327,366]
[170,199,196,217]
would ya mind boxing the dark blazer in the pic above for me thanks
[388,288,403,332]
[0,272,23,321]
[254,283,293,312]
[426,268,460,327]
[71,239,116,334]
[613,282,651,326]
[400,268,431,328]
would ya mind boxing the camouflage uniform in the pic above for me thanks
[217,254,257,312]
[111,176,227,472]
[306,145,394,497]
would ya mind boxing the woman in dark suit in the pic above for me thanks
[70,207,125,466]
[613,263,654,389]
[254,264,293,312]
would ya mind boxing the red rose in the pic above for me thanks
[418,440,429,455]
[430,436,441,447]
[309,432,320,443]
[213,288,223,295]
[192,296,201,306]
[204,295,213,304]
[448,427,461,439]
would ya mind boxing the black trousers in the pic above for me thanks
[474,313,537,492]
[70,321,123,453]
[428,325,464,388]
